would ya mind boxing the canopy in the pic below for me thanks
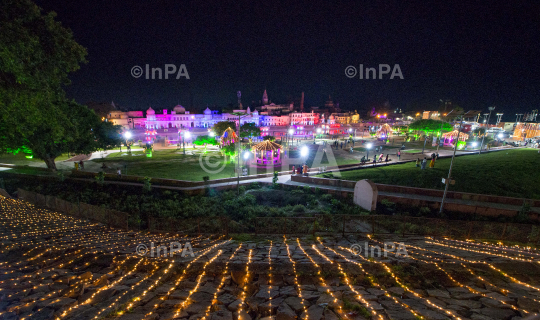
[220,127,237,145]
[252,140,281,151]
[442,130,469,141]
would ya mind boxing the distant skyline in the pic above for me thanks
[35,0,540,121]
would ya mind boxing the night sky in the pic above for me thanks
[35,0,540,119]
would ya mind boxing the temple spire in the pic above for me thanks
[262,89,268,105]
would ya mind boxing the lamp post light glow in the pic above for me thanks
[366,143,372,160]
[243,151,250,160]
[209,131,215,137]
[300,146,308,158]
[288,128,294,146]
[498,133,503,139]
[472,141,478,148]
[124,131,132,139]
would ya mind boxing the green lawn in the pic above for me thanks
[94,149,240,181]
[96,147,371,181]
[0,153,71,165]
[323,149,540,199]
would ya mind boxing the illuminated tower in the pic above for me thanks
[262,89,268,105]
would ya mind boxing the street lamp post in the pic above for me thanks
[183,131,191,154]
[288,128,294,147]
[439,117,463,214]
[231,112,249,195]
[479,106,495,154]
[300,145,309,168]
[436,99,449,153]
[123,131,132,153]
[366,143,372,160]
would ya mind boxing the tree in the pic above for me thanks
[212,121,236,136]
[19,99,122,169]
[263,136,276,141]
[0,0,122,170]
[408,119,452,135]
[193,135,218,146]
[472,127,486,136]
[240,122,261,138]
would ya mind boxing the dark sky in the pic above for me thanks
[35,0,540,120]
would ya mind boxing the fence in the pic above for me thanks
[17,189,129,230]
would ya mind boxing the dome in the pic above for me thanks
[173,105,186,114]
[252,140,281,151]
[204,107,212,115]
[329,115,335,120]
[146,107,155,115]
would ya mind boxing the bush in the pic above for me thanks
[292,204,306,213]
[95,172,105,185]
[142,177,152,192]
[249,182,261,189]
[321,194,333,202]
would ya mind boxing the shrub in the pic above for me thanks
[272,171,279,185]
[293,204,306,213]
[95,172,105,185]
[249,182,261,189]
[142,177,152,192]
[321,194,333,202]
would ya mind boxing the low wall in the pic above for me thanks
[290,175,539,218]
[70,170,289,187]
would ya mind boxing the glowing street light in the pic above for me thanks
[243,151,250,160]
[124,131,132,139]
[184,131,191,139]
[472,141,478,148]
[300,146,309,158]
[209,131,215,137]
[288,128,294,147]
[497,133,503,139]
[366,143,372,160]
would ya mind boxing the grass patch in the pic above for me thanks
[320,149,540,199]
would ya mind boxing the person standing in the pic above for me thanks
[373,157,377,167]
[429,156,435,168]
[385,154,389,162]
[378,153,384,162]
[415,158,419,167]
[421,157,427,170]
[397,150,401,160]
[74,162,79,171]
[292,165,295,175]
[117,167,122,178]
[79,160,84,170]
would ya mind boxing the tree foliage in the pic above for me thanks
[193,135,218,146]
[0,0,121,169]
[408,119,452,134]
[240,122,261,138]
[212,121,236,136]
[263,135,276,141]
